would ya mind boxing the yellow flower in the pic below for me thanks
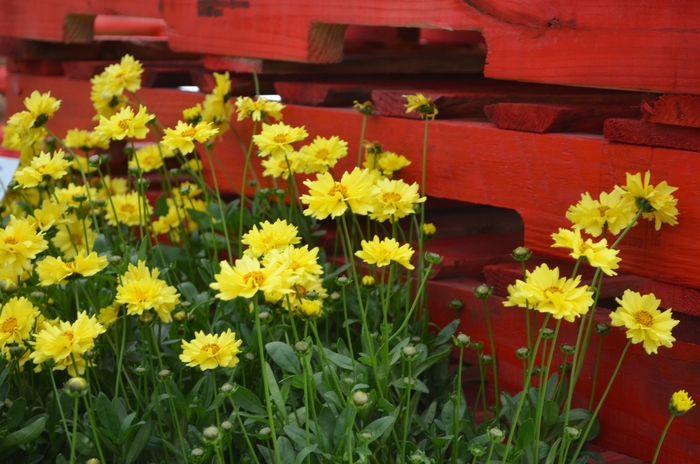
[211,255,289,300]
[64,129,110,152]
[128,144,165,173]
[211,71,231,97]
[4,111,47,148]
[51,215,97,259]
[0,216,48,275]
[404,93,438,119]
[98,54,143,99]
[262,245,323,283]
[162,121,219,155]
[375,151,412,178]
[179,329,243,371]
[13,149,71,188]
[23,91,61,128]
[187,158,203,173]
[353,100,375,115]
[566,190,638,237]
[35,251,108,286]
[105,192,153,227]
[30,312,105,375]
[183,103,203,124]
[261,152,301,179]
[362,275,376,287]
[298,136,348,174]
[97,175,129,200]
[422,223,437,238]
[615,171,679,230]
[299,299,323,318]
[355,236,415,270]
[551,228,621,276]
[283,277,328,314]
[90,73,128,120]
[670,390,695,416]
[370,178,425,223]
[610,290,679,355]
[97,305,120,330]
[55,183,99,210]
[115,261,181,323]
[504,264,593,323]
[301,167,375,220]
[241,219,301,258]
[96,105,154,140]
[253,122,309,158]
[70,155,98,174]
[0,297,39,346]
[235,97,284,122]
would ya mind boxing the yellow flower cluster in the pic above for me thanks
[115,261,181,323]
[90,54,142,119]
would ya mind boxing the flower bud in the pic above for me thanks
[330,291,341,301]
[245,352,255,361]
[9,345,25,358]
[361,275,376,287]
[88,155,102,167]
[109,255,122,265]
[173,311,186,323]
[191,447,205,458]
[336,276,351,287]
[135,178,150,190]
[257,427,271,440]
[134,366,147,375]
[512,246,532,262]
[422,223,436,239]
[72,194,87,203]
[595,323,611,336]
[411,335,422,343]
[469,443,486,457]
[221,421,233,432]
[86,459,101,464]
[158,369,173,381]
[181,301,192,308]
[560,343,576,355]
[480,354,494,365]
[454,333,470,348]
[409,450,427,464]
[352,391,369,407]
[305,290,319,301]
[66,377,88,396]
[448,299,464,310]
[94,199,107,208]
[558,362,572,373]
[541,327,554,339]
[168,168,180,177]
[30,291,45,301]
[358,431,373,441]
[473,284,493,299]
[424,252,443,264]
[82,349,96,361]
[258,311,270,321]
[203,426,219,441]
[0,280,17,294]
[294,341,310,355]
[220,383,235,394]
[274,188,287,198]
[248,180,258,188]
[669,390,696,416]
[128,165,141,175]
[403,376,417,387]
[139,312,155,324]
[564,426,580,439]
[402,345,417,359]
[471,340,484,351]
[515,347,530,359]
[488,427,505,444]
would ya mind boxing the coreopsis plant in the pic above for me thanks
[0,54,689,464]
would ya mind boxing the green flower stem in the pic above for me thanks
[142,326,172,464]
[49,373,72,446]
[476,354,487,416]
[69,395,79,464]
[254,299,283,464]
[610,209,644,250]
[204,145,234,260]
[301,352,311,460]
[356,114,367,168]
[309,321,346,405]
[230,397,262,464]
[501,314,551,464]
[82,394,107,464]
[400,361,414,464]
[416,117,430,318]
[525,306,532,355]
[485,441,496,463]
[114,313,129,408]
[533,319,562,464]
[452,345,465,464]
[238,121,260,257]
[652,415,675,464]
[210,373,226,464]
[163,375,189,462]
[341,285,355,366]
[480,297,500,417]
[589,335,604,411]
[569,339,632,464]
[385,261,435,345]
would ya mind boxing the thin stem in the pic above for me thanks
[480,297,500,417]
[69,396,79,464]
[589,335,604,411]
[399,361,413,464]
[452,346,465,464]
[652,415,675,464]
[230,396,262,464]
[533,319,562,464]
[356,115,367,168]
[238,121,260,257]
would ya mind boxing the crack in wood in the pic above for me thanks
[198,0,250,17]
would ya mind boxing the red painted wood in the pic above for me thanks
[0,64,6,93]
[485,103,641,133]
[373,84,643,120]
[638,281,700,317]
[93,15,167,37]
[427,277,700,464]
[604,118,700,152]
[641,94,700,129]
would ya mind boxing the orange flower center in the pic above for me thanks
[118,120,130,131]
[598,205,611,217]
[243,271,266,287]
[273,134,288,144]
[294,284,307,298]
[290,261,301,270]
[181,127,197,138]
[579,242,592,252]
[2,317,18,333]
[72,233,85,246]
[61,330,75,341]
[278,160,289,169]
[327,183,348,198]
[315,149,329,160]
[4,237,17,245]
[382,192,402,203]
[634,310,654,327]
[121,204,136,214]
[544,286,562,294]
[202,343,221,355]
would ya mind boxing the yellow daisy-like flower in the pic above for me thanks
[183,103,203,124]
[23,91,61,128]
[353,100,375,116]
[210,255,289,300]
[187,158,203,173]
[105,192,153,227]
[52,215,98,259]
[0,264,30,290]
[615,171,679,230]
[64,128,110,152]
[253,122,309,158]
[13,149,71,188]
[298,136,348,174]
[115,261,181,323]
[31,200,69,232]
[566,190,638,237]
[504,263,594,323]
[202,93,234,128]
[610,290,679,355]
[35,251,108,286]
[235,96,284,122]
[0,216,48,275]
[404,93,438,119]
[270,275,328,314]
[97,305,120,330]
[375,151,412,178]
[241,219,301,258]
[422,222,437,238]
[262,245,323,283]
[0,297,39,346]
[300,167,375,220]
[96,105,154,141]
[54,183,98,211]
[211,71,231,97]
[355,236,415,270]
[670,390,695,416]
[261,152,301,179]
[370,178,425,223]
[128,144,166,173]
[179,330,243,371]
[4,111,47,149]
[97,175,129,201]
[97,54,143,99]
[551,228,621,276]
[162,121,219,155]
[30,311,105,375]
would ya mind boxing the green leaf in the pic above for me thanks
[413,344,452,378]
[323,348,353,371]
[362,416,395,443]
[0,416,46,448]
[544,438,561,464]
[545,373,559,401]
[6,397,26,430]
[231,385,266,415]
[293,445,318,464]
[125,419,152,464]
[278,436,295,464]
[558,408,591,423]
[434,319,460,346]
[266,362,287,421]
[95,392,120,438]
[579,450,605,463]
[516,418,534,452]
[74,432,97,457]
[543,401,559,426]
[266,342,301,375]
[0,363,11,388]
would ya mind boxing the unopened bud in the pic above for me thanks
[469,444,486,457]
[66,377,88,395]
[471,340,484,351]
[424,252,443,264]
[191,447,205,458]
[512,246,532,262]
[454,333,470,348]
[515,347,530,359]
[403,345,417,359]
[488,427,505,444]
[448,299,464,310]
[595,323,611,336]
[30,291,45,300]
[564,426,580,439]
[88,155,102,167]
[330,291,341,301]
[361,275,376,287]
[139,312,155,324]
[173,311,186,323]
[541,328,554,339]
[72,194,87,203]
[352,391,369,407]
[220,383,234,394]
[560,344,576,355]
[336,276,351,286]
[422,223,436,239]
[203,426,219,441]
[109,255,122,264]
[474,284,493,299]
[258,311,270,321]
[294,341,309,354]
[221,421,233,432]
[158,369,173,381]
[0,280,17,294]
[480,354,493,365]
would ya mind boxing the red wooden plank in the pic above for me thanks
[604,118,700,152]
[638,281,700,317]
[642,94,700,129]
[485,103,641,133]
[373,84,643,120]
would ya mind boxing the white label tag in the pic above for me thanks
[0,155,20,202]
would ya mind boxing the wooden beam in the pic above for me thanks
[642,94,700,129]
[604,118,700,152]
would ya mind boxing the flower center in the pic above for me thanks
[579,242,593,252]
[273,134,288,144]
[181,127,197,138]
[315,149,329,160]
[290,261,301,270]
[202,343,221,355]
[243,271,266,287]
[327,183,348,198]
[634,310,654,327]
[72,234,85,246]
[61,330,75,341]
[2,317,18,333]
[598,205,611,217]
[294,284,307,298]
[544,286,562,294]
[118,120,130,130]
[4,237,18,245]
[278,160,289,169]
[121,204,136,214]
[382,192,402,203]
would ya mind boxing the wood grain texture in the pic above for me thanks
[638,281,700,317]
[2,0,699,93]
[485,103,641,133]
[604,118,700,152]
[642,94,700,129]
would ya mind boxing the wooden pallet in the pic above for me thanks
[0,0,699,94]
